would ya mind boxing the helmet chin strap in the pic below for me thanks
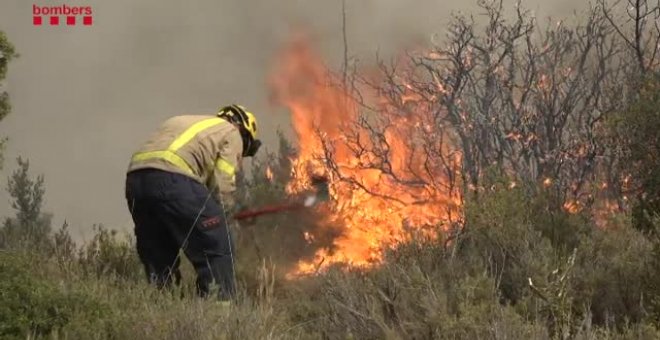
[236,124,261,157]
[245,139,261,157]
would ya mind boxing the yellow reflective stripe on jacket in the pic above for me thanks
[132,150,194,175]
[216,158,236,177]
[168,118,225,151]
[132,117,226,175]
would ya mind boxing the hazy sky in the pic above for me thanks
[0,0,585,240]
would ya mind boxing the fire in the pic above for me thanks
[269,35,462,276]
[563,200,581,214]
[265,166,274,182]
[543,178,552,187]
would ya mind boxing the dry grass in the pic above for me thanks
[2,183,660,339]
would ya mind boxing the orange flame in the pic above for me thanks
[265,166,274,182]
[303,231,314,243]
[543,178,552,187]
[563,200,581,214]
[269,35,462,276]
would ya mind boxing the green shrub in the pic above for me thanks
[0,157,52,250]
[77,225,143,282]
[571,217,654,326]
[461,181,557,304]
[0,252,108,339]
[608,74,660,234]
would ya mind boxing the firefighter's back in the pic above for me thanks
[127,114,239,184]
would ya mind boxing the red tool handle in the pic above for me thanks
[232,202,305,220]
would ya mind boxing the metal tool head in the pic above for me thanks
[310,175,330,202]
[302,175,330,207]
[233,175,330,220]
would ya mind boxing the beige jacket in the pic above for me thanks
[127,115,243,209]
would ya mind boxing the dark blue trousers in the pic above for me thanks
[125,169,235,300]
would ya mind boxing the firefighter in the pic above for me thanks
[124,105,261,301]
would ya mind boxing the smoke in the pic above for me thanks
[0,0,585,238]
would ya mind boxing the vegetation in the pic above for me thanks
[0,30,17,123]
[1,162,660,339]
[0,30,17,168]
[2,1,660,339]
[607,74,660,234]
